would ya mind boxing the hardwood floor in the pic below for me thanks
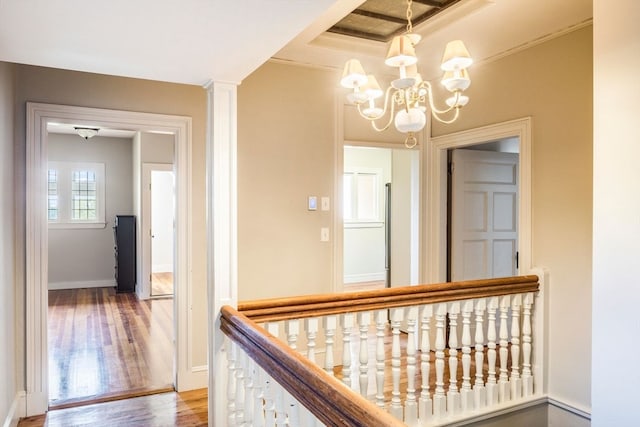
[48,287,174,408]
[18,389,208,427]
[152,272,174,296]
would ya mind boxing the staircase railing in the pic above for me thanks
[219,275,541,426]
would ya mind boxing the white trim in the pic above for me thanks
[48,279,116,290]
[2,391,25,427]
[425,117,533,283]
[548,397,592,420]
[26,102,199,415]
[206,82,238,427]
[152,263,174,273]
[343,272,386,284]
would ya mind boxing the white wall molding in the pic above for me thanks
[26,102,197,415]
[426,117,533,283]
[205,81,238,427]
[2,391,25,427]
[48,280,116,290]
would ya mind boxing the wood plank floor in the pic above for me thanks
[18,389,208,427]
[151,272,174,297]
[48,287,174,408]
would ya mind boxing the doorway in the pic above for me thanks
[26,103,197,415]
[142,164,176,298]
[342,145,420,290]
[448,141,520,281]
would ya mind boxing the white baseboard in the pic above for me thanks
[48,279,116,290]
[152,264,173,273]
[177,365,208,392]
[344,272,386,284]
[2,391,25,427]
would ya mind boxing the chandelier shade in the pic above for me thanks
[339,0,473,148]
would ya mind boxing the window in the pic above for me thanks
[343,169,382,225]
[48,161,106,228]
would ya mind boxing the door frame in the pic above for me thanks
[25,102,197,415]
[141,163,175,299]
[425,117,533,283]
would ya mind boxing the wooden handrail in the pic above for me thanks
[239,275,539,322]
[220,306,405,427]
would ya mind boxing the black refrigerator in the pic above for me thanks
[113,215,136,293]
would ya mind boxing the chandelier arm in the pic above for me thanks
[355,86,397,132]
[421,81,458,115]
[432,106,461,124]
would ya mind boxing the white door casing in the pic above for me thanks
[451,149,519,281]
[25,103,200,416]
[425,118,532,284]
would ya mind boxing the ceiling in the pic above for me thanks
[0,0,592,87]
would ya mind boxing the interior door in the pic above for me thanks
[450,149,519,281]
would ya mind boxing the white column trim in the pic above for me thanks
[425,117,533,283]
[205,81,238,427]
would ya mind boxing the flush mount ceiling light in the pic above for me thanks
[74,126,100,140]
[340,0,473,148]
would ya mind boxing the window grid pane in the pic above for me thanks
[47,169,58,221]
[71,170,97,220]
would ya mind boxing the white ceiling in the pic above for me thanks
[0,0,592,86]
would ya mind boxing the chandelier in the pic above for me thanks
[339,0,473,148]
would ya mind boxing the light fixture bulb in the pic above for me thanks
[441,69,471,92]
[74,126,100,140]
[385,35,418,68]
[340,59,368,89]
[394,108,426,133]
[441,40,473,71]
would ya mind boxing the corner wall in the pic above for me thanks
[0,61,18,425]
[432,26,593,416]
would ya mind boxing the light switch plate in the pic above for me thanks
[320,227,329,242]
[321,197,330,211]
[308,196,317,211]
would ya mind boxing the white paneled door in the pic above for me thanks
[451,149,519,281]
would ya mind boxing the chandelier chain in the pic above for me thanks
[406,0,413,33]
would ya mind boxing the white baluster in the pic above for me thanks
[305,317,319,364]
[234,350,246,425]
[510,294,523,400]
[498,295,511,402]
[357,311,371,397]
[486,297,499,406]
[264,323,280,427]
[274,382,287,427]
[323,315,337,376]
[227,339,238,426]
[405,306,419,424]
[390,307,404,420]
[419,305,433,423]
[461,300,474,412]
[263,375,276,427]
[522,292,534,396]
[341,313,354,388]
[286,319,300,351]
[287,399,300,427]
[243,353,254,425]
[375,310,387,409]
[473,299,487,409]
[447,302,461,415]
[253,365,265,427]
[434,303,447,418]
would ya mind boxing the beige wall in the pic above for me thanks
[237,61,339,300]
[433,27,593,412]
[0,62,17,423]
[48,134,133,286]
[13,64,209,371]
